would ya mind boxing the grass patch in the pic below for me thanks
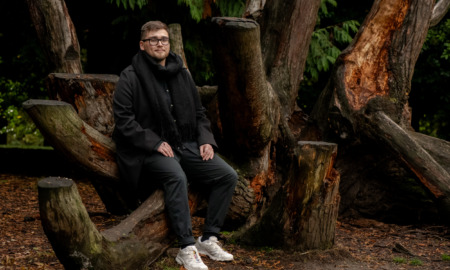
[442,254,450,261]
[162,267,179,270]
[152,256,178,270]
[393,257,406,264]
[409,258,423,266]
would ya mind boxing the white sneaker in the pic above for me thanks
[175,245,208,270]
[195,236,234,261]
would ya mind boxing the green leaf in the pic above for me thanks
[216,0,245,17]
[178,0,204,22]
[107,0,148,10]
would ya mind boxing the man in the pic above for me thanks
[112,20,238,270]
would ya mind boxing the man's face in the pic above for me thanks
[140,29,170,65]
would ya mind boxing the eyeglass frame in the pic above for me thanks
[142,37,170,46]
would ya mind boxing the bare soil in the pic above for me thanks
[1,173,450,269]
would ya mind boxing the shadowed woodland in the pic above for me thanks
[1,0,450,269]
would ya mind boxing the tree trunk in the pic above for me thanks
[253,0,320,118]
[26,0,82,74]
[211,17,280,159]
[168,23,189,69]
[311,0,450,221]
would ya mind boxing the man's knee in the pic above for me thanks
[223,167,238,188]
[162,170,188,190]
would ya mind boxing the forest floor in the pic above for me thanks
[1,173,450,270]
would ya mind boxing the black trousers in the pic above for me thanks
[143,142,238,246]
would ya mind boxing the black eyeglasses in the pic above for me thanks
[142,37,170,46]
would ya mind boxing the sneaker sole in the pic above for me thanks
[197,249,233,261]
[175,255,209,270]
[175,256,183,265]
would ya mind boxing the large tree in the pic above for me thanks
[24,0,450,268]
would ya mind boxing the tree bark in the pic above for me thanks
[26,0,82,73]
[409,131,450,175]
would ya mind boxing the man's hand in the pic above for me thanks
[157,141,174,157]
[200,144,214,161]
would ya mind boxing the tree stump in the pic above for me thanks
[290,141,340,250]
[238,141,340,251]
[38,177,173,269]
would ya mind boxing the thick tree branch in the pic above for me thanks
[430,0,450,27]
[362,111,450,204]
[243,0,266,18]
[23,99,118,180]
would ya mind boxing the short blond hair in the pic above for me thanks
[140,21,169,40]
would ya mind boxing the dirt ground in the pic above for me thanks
[1,173,450,270]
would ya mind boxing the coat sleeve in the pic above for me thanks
[183,69,218,149]
[113,68,162,152]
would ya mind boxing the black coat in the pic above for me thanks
[112,51,217,191]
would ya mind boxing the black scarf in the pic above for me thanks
[132,50,197,147]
